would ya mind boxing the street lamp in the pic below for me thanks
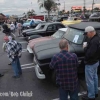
[55,0,61,16]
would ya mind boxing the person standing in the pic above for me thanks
[50,39,79,100]
[82,26,100,100]
[10,22,15,34]
[4,36,22,78]
[17,22,22,36]
[2,24,16,40]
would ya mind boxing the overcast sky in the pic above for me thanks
[0,0,100,15]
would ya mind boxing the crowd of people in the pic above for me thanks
[3,21,23,36]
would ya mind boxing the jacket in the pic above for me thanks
[84,34,100,65]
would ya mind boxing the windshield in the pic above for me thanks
[64,28,84,44]
[52,30,65,38]
[67,17,73,21]
[35,24,45,30]
[35,20,42,24]
[25,20,31,23]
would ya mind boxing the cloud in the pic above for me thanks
[0,0,100,15]
[0,0,4,3]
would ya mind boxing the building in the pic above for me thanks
[0,13,7,24]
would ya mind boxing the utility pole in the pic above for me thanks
[92,0,95,13]
[83,0,86,14]
[64,1,65,12]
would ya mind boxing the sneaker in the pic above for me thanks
[82,95,95,100]
[8,63,11,65]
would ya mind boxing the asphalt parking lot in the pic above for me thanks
[0,29,100,100]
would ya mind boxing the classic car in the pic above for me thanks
[22,22,65,39]
[89,13,100,22]
[33,22,100,81]
[22,19,43,29]
[22,22,46,37]
[56,16,68,22]
[27,28,67,53]
[61,17,82,26]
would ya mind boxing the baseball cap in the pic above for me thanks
[4,36,9,41]
[84,26,95,35]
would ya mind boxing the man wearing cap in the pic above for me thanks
[4,36,22,78]
[82,26,100,100]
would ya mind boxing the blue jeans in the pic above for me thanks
[59,87,79,100]
[12,56,22,76]
[85,61,99,98]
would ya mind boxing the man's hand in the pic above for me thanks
[83,42,87,48]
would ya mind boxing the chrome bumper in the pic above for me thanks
[27,45,33,53]
[34,56,45,79]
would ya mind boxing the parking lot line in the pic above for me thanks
[22,66,35,69]
[22,49,27,52]
[19,41,27,44]
[21,63,34,67]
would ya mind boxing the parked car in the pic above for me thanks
[61,17,82,26]
[27,28,67,53]
[23,22,66,40]
[33,22,100,81]
[22,22,46,37]
[89,12,100,22]
[56,16,68,22]
[22,19,42,29]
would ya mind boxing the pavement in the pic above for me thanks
[0,28,100,100]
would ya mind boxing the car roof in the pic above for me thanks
[59,28,67,32]
[68,22,100,30]
[43,22,63,25]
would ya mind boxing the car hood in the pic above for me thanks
[26,29,45,35]
[62,20,81,25]
[28,36,55,49]
[33,39,75,62]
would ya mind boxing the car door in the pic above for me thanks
[46,24,57,36]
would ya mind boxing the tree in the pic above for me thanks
[93,7,100,11]
[27,9,36,17]
[38,0,57,20]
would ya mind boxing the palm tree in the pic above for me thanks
[27,9,36,17]
[38,0,57,20]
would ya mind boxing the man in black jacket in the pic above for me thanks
[82,26,100,100]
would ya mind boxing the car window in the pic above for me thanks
[57,24,65,30]
[47,25,56,31]
[64,28,84,44]
[52,30,65,38]
[35,24,45,30]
